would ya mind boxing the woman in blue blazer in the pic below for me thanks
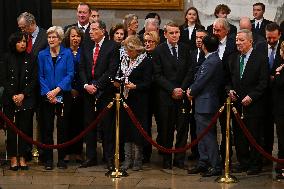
[38,26,74,170]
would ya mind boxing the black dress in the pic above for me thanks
[117,50,152,146]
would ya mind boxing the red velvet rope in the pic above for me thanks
[232,107,284,163]
[0,102,113,149]
[123,102,224,153]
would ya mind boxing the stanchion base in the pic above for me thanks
[215,174,239,183]
[105,169,128,178]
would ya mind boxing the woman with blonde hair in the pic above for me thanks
[38,26,74,170]
[114,35,152,171]
[123,14,139,37]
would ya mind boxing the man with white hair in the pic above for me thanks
[212,17,237,166]
[227,29,269,175]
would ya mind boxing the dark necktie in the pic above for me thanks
[26,34,32,53]
[172,46,177,61]
[92,43,100,78]
[269,46,275,70]
[239,54,246,79]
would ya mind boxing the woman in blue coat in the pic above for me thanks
[38,26,74,170]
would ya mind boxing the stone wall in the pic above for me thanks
[52,0,284,32]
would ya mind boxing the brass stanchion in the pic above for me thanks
[106,93,128,178]
[216,97,238,183]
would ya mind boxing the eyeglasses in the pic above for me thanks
[144,40,155,44]
[48,36,59,40]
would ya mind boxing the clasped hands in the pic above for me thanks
[47,87,61,104]
[12,94,24,107]
[113,81,136,90]
[172,88,184,100]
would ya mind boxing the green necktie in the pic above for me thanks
[240,54,245,78]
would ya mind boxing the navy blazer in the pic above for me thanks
[190,52,224,114]
[38,45,74,95]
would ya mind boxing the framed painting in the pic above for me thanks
[52,0,184,10]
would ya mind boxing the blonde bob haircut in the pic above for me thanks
[144,31,160,45]
[47,26,64,41]
[123,35,145,53]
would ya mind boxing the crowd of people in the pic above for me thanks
[0,2,284,180]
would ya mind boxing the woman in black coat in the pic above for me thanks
[179,7,205,50]
[114,35,152,171]
[2,32,37,171]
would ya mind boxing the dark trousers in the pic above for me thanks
[189,100,198,157]
[83,92,115,162]
[66,95,84,155]
[275,116,284,169]
[195,113,221,170]
[157,100,190,164]
[234,116,263,170]
[5,107,33,157]
[40,93,71,162]
[83,94,98,160]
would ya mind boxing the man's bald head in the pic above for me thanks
[239,17,252,31]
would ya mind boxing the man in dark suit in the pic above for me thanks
[251,2,272,38]
[188,29,207,160]
[64,2,91,33]
[17,12,47,58]
[153,22,193,169]
[138,18,166,44]
[17,11,47,161]
[207,4,237,36]
[213,18,237,165]
[227,29,269,175]
[239,17,267,52]
[187,34,223,177]
[79,20,119,170]
[262,23,283,161]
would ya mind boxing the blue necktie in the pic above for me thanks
[269,46,275,70]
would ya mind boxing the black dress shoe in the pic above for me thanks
[44,161,53,170]
[187,166,207,174]
[163,161,172,169]
[247,169,261,175]
[276,173,284,179]
[201,167,222,177]
[19,165,29,170]
[79,158,97,168]
[57,160,67,169]
[106,160,114,171]
[231,164,248,173]
[9,166,18,171]
[173,161,185,169]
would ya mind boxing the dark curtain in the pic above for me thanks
[0,0,52,57]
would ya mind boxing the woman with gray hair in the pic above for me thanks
[114,35,152,171]
[123,14,139,37]
[38,26,74,170]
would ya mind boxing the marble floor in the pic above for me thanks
[0,127,284,189]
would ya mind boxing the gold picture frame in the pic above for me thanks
[52,0,184,10]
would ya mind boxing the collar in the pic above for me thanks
[96,36,105,48]
[242,47,253,58]
[268,40,279,50]
[166,40,178,49]
[78,22,89,30]
[254,18,264,23]
[205,52,214,59]
[220,36,227,45]
[31,26,39,38]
